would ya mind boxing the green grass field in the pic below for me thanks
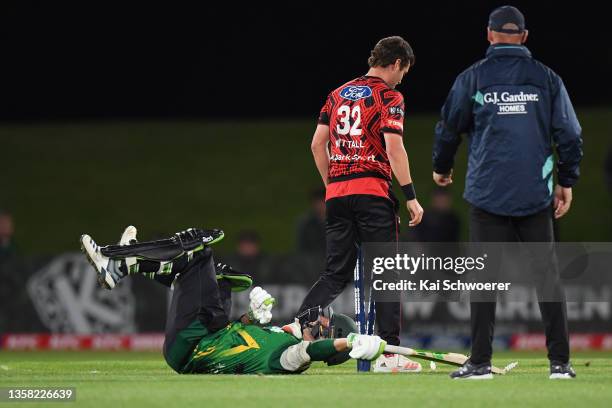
[0,351,611,407]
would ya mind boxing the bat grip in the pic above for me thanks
[383,344,415,356]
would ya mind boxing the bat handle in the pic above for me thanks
[383,344,415,356]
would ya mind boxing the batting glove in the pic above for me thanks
[347,333,387,361]
[247,286,275,324]
[282,318,303,340]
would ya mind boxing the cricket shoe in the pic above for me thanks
[175,228,225,247]
[201,228,224,246]
[373,353,422,373]
[549,361,576,379]
[80,234,125,290]
[119,225,139,275]
[120,225,138,245]
[215,263,253,292]
[450,360,493,380]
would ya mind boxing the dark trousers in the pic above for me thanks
[163,247,231,362]
[298,194,401,346]
[469,205,570,364]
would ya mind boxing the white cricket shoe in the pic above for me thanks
[80,234,124,290]
[120,225,138,245]
[373,353,422,373]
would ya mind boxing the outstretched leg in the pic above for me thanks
[80,227,224,289]
[80,226,253,372]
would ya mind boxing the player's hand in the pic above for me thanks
[554,185,573,219]
[282,318,303,340]
[407,199,424,227]
[433,170,453,186]
[248,286,275,324]
[347,333,387,361]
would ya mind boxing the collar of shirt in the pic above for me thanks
[486,43,532,58]
[362,75,391,88]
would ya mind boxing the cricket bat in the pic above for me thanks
[383,344,517,375]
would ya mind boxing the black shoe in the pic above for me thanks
[215,263,253,292]
[450,360,493,380]
[199,228,224,246]
[175,228,225,248]
[550,361,576,379]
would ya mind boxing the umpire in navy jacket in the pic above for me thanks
[432,6,583,379]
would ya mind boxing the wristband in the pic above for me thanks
[401,183,416,201]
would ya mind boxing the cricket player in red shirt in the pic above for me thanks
[298,36,424,372]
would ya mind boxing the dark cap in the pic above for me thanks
[488,6,526,34]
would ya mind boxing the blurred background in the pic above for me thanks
[1,2,611,351]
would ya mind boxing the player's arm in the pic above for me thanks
[381,90,423,226]
[306,334,385,361]
[279,335,384,373]
[311,94,333,186]
[278,313,386,372]
[550,74,583,219]
[432,70,475,186]
[311,124,331,187]
[385,133,423,226]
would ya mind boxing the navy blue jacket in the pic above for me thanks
[433,44,583,216]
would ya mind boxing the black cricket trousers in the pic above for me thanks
[298,194,401,346]
[163,247,232,370]
[469,205,570,364]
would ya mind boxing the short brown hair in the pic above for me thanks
[368,36,415,68]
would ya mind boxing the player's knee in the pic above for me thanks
[280,341,312,372]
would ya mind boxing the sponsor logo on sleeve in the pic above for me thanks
[386,119,403,129]
[389,106,405,117]
[340,86,373,101]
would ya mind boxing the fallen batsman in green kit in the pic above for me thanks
[79,226,387,374]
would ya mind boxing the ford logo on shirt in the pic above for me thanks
[340,86,372,101]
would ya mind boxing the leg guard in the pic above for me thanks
[280,341,312,372]
[101,228,224,261]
